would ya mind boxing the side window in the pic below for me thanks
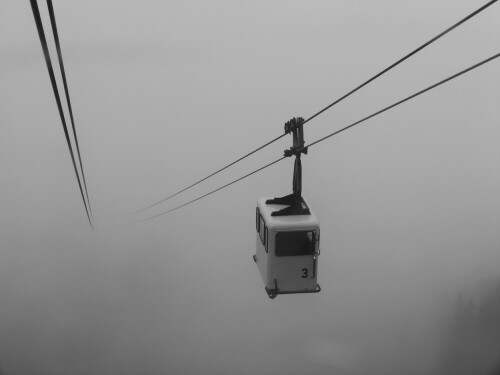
[265,227,268,253]
[259,215,266,245]
[256,208,260,233]
[275,231,315,257]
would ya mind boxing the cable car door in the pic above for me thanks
[271,230,318,292]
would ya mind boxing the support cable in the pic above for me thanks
[47,0,93,216]
[132,0,497,214]
[139,52,500,222]
[29,0,93,229]
[131,133,286,214]
[305,52,500,151]
[302,0,498,126]
[137,157,286,221]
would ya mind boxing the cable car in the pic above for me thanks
[253,117,321,298]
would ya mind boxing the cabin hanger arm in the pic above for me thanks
[266,117,311,216]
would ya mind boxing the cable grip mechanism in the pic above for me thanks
[266,117,310,216]
[283,117,308,157]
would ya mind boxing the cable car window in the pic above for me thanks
[259,215,266,245]
[265,227,268,253]
[275,231,315,257]
[256,208,260,232]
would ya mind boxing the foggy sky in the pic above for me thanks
[1,1,499,374]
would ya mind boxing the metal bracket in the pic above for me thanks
[266,194,310,216]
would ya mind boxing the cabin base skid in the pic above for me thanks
[265,279,321,299]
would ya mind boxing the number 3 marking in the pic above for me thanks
[301,268,308,278]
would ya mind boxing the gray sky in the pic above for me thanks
[1,1,499,374]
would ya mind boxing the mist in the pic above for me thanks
[1,0,499,374]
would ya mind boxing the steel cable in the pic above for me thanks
[46,0,93,216]
[305,52,500,150]
[302,0,498,126]
[138,157,286,221]
[29,0,93,229]
[140,52,500,221]
[132,0,497,214]
[131,133,286,214]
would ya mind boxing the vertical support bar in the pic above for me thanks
[293,155,302,201]
[291,117,305,202]
[266,117,310,216]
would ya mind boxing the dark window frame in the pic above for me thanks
[265,227,268,253]
[259,215,266,246]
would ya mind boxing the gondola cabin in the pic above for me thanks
[254,197,321,298]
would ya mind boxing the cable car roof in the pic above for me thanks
[257,198,319,231]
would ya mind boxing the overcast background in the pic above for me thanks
[1,1,499,374]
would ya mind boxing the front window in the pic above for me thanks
[275,231,315,257]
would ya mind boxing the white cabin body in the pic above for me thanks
[254,197,320,297]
